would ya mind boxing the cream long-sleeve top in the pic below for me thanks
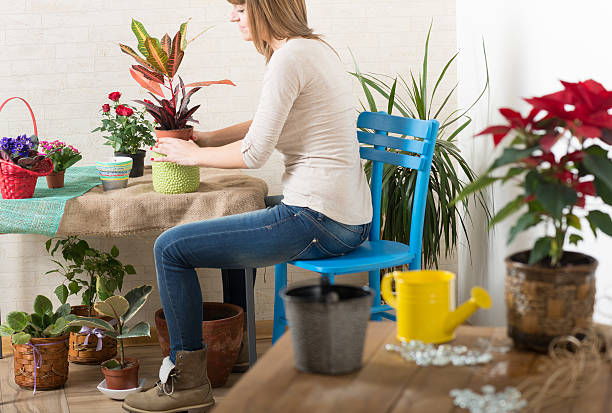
[241,38,372,225]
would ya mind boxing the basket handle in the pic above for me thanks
[0,97,38,137]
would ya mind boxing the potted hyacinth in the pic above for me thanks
[39,140,82,188]
[453,79,612,352]
[92,91,155,178]
[0,134,53,199]
[68,285,153,391]
[119,18,235,193]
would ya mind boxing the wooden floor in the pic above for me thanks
[0,335,273,413]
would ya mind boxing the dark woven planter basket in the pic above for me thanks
[68,305,117,364]
[505,250,597,352]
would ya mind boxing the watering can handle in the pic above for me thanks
[0,97,38,137]
[381,273,397,309]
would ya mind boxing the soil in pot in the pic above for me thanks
[102,358,140,390]
[46,170,65,188]
[155,302,244,387]
[13,333,70,390]
[505,250,598,352]
[114,150,146,178]
[69,305,117,363]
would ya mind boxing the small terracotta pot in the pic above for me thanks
[155,302,244,387]
[102,358,140,390]
[46,170,65,188]
[155,126,194,141]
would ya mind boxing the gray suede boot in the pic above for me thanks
[122,347,214,413]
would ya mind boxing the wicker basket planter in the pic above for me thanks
[68,305,117,364]
[13,334,69,390]
[505,250,598,352]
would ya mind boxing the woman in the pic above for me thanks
[123,1,372,412]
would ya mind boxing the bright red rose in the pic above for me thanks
[108,91,121,101]
[116,105,134,117]
[102,104,110,113]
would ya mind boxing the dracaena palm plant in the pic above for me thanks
[120,19,235,130]
[351,24,492,268]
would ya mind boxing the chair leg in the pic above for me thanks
[321,273,335,284]
[244,268,257,366]
[272,263,288,344]
[369,269,383,321]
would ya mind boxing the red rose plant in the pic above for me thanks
[453,80,612,266]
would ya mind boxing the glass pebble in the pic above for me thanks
[385,340,494,367]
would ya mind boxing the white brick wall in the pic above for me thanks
[0,0,456,322]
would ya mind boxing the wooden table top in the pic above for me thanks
[212,322,612,413]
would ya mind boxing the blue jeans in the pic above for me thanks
[154,203,371,362]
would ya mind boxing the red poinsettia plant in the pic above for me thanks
[119,19,235,131]
[453,79,612,266]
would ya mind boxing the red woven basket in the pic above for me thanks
[0,97,53,199]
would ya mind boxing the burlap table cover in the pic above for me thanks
[56,166,268,236]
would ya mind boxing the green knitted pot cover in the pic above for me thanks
[151,152,200,194]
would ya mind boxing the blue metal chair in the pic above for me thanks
[271,111,440,343]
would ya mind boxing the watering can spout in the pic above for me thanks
[443,287,492,335]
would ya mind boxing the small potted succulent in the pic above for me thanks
[120,18,235,193]
[68,285,153,390]
[39,139,82,188]
[45,236,137,363]
[0,296,77,390]
[453,79,612,351]
[92,91,155,178]
[0,134,53,199]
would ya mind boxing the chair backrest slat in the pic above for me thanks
[358,130,425,154]
[357,111,439,270]
[359,147,423,170]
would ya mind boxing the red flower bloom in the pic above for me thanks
[116,105,134,117]
[108,91,121,101]
[102,104,110,113]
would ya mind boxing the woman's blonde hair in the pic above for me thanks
[227,0,327,62]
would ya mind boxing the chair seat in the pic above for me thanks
[290,240,416,275]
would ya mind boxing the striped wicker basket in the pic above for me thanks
[505,250,598,352]
[68,305,117,364]
[13,334,69,390]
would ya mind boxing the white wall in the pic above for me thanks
[0,0,458,322]
[456,0,612,325]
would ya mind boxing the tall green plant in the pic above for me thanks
[351,24,491,268]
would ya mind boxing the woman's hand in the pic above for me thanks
[151,138,202,166]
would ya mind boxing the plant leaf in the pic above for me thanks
[122,285,153,323]
[53,303,71,321]
[131,19,151,57]
[131,65,164,84]
[185,80,236,87]
[508,212,540,244]
[144,37,168,75]
[130,68,165,97]
[67,316,114,332]
[583,149,612,194]
[529,237,552,264]
[179,19,190,51]
[54,285,69,304]
[7,311,28,331]
[569,234,583,245]
[167,31,185,78]
[117,321,150,339]
[12,332,31,345]
[160,33,172,56]
[119,43,154,70]
[488,195,525,229]
[102,359,122,370]
[94,296,130,319]
[0,323,15,337]
[587,210,612,236]
[34,295,53,316]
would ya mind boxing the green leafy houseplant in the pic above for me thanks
[453,79,612,266]
[119,19,235,131]
[68,285,153,370]
[0,296,77,345]
[45,237,136,316]
[92,91,155,154]
[351,24,491,268]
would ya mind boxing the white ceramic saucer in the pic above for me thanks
[97,378,146,400]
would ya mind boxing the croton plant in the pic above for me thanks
[454,79,612,266]
[119,19,235,130]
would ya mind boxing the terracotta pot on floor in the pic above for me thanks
[155,302,244,387]
[102,358,140,390]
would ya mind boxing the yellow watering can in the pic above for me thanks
[381,270,492,343]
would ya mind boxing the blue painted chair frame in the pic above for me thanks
[272,111,439,343]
